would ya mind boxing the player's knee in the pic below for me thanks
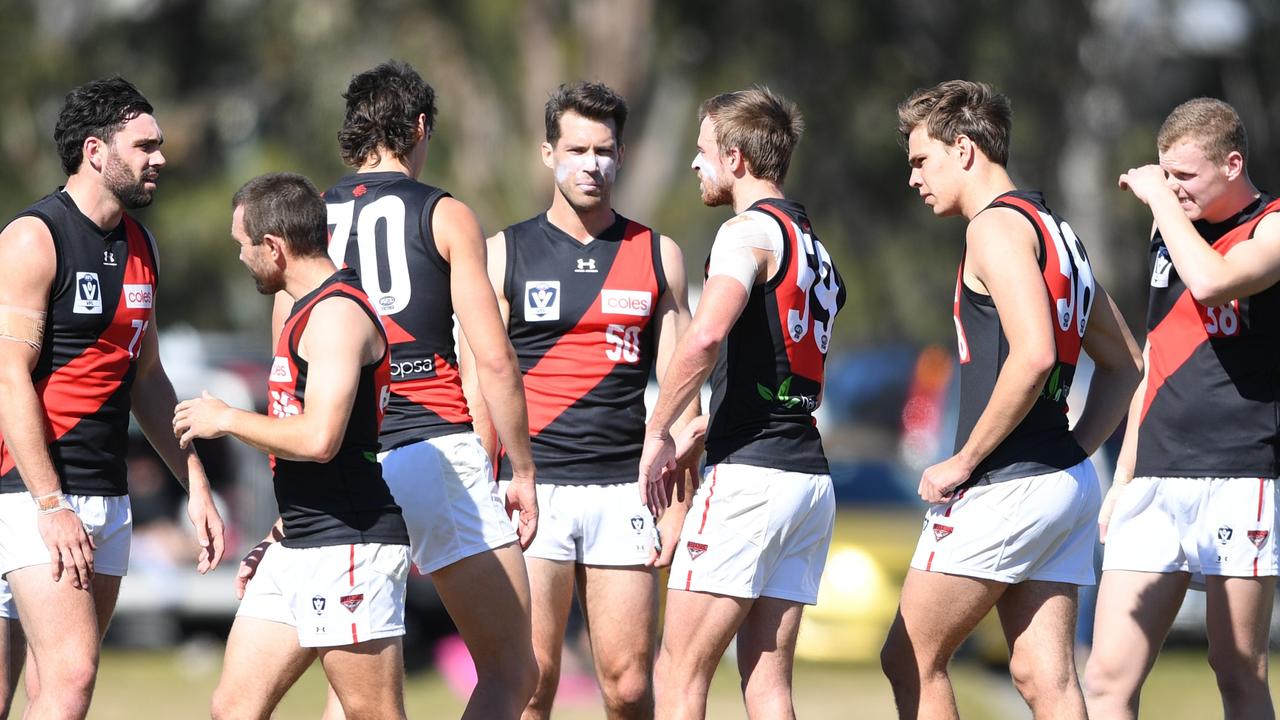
[879,631,921,686]
[527,661,561,712]
[44,657,96,704]
[1208,645,1268,695]
[600,664,652,715]
[1009,651,1076,707]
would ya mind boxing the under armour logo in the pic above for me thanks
[575,258,597,273]
[102,248,117,266]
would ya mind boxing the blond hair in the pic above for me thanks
[1157,97,1247,163]
[698,87,803,184]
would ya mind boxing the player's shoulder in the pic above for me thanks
[966,204,1035,246]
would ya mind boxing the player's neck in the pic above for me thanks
[357,151,418,178]
[62,173,125,231]
[547,192,615,243]
[284,257,341,301]
[959,164,1017,220]
[731,176,785,214]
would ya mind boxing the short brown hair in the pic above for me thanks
[698,87,803,184]
[897,80,1012,166]
[232,173,329,259]
[545,82,628,145]
[338,60,437,168]
[1157,97,1247,163]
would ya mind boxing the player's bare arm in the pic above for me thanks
[1121,165,1280,306]
[1099,341,1149,543]
[130,317,225,573]
[0,216,95,588]
[459,230,511,462]
[639,247,764,515]
[1071,285,1142,456]
[175,297,377,460]
[648,235,699,565]
[439,200,538,548]
[919,207,1056,503]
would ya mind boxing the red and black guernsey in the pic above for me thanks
[269,268,408,548]
[324,172,471,452]
[1136,193,1280,478]
[952,190,1090,485]
[501,213,666,484]
[0,190,158,497]
[705,199,845,475]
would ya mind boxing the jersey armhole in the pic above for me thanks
[980,200,1047,274]
[754,207,792,292]
[502,229,517,309]
[650,229,669,298]
[419,190,452,276]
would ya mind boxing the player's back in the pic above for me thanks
[324,173,472,452]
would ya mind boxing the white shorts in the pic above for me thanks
[237,541,409,648]
[668,463,835,605]
[1102,476,1279,580]
[910,460,1101,585]
[0,578,13,619]
[381,433,517,574]
[503,481,655,565]
[0,493,132,578]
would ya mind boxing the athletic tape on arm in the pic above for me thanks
[706,211,785,294]
[0,306,45,351]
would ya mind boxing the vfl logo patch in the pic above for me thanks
[630,515,646,532]
[687,541,708,560]
[1218,526,1234,544]
[340,594,364,613]
[312,595,326,614]
[269,356,292,382]
[524,281,561,322]
[601,289,652,317]
[1249,530,1270,549]
[1151,246,1172,288]
[123,284,153,309]
[932,524,954,541]
[74,272,102,314]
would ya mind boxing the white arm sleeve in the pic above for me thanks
[706,211,785,294]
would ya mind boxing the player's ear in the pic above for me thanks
[1223,149,1245,181]
[954,135,975,170]
[540,141,555,170]
[83,136,106,173]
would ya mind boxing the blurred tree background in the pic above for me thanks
[2,0,1278,349]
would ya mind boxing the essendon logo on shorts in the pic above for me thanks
[687,541,708,560]
[932,524,954,541]
[1249,530,1270,549]
[340,594,364,613]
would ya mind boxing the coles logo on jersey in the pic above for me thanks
[73,272,102,314]
[269,356,293,383]
[601,289,652,318]
[525,281,561,322]
[123,284,154,309]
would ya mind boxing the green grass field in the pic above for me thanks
[8,645,1268,719]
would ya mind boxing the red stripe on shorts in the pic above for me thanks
[685,570,692,591]
[697,466,719,534]
[1258,478,1266,523]
[352,623,359,643]
[943,488,966,518]
[348,544,356,586]
[926,551,935,571]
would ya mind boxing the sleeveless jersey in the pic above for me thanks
[1135,194,1280,477]
[501,213,666,484]
[269,268,409,548]
[0,190,158,496]
[705,199,845,475]
[324,172,471,452]
[952,190,1091,485]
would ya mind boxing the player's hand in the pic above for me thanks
[235,536,276,600]
[186,489,226,574]
[672,416,707,503]
[1098,469,1134,544]
[647,503,688,569]
[173,391,231,449]
[37,505,95,590]
[919,454,974,504]
[506,472,539,550]
[638,430,677,517]
[1118,165,1174,207]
